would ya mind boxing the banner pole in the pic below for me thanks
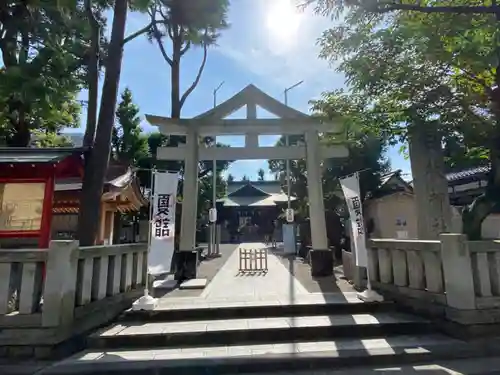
[340,172,382,303]
[145,167,155,297]
[132,167,159,310]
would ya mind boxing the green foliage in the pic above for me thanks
[309,0,497,150]
[269,94,390,223]
[112,88,149,164]
[227,173,235,183]
[307,0,500,239]
[444,135,490,172]
[148,0,230,117]
[197,168,227,217]
[128,0,152,11]
[241,175,250,182]
[30,130,74,148]
[0,1,100,146]
[149,0,229,47]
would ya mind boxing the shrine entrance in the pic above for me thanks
[147,84,348,278]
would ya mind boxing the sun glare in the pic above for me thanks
[265,0,302,43]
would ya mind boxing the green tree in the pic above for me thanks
[227,173,235,183]
[444,136,489,173]
[149,0,229,118]
[0,1,88,146]
[269,98,390,246]
[257,168,265,181]
[30,130,74,148]
[241,175,250,182]
[112,88,148,164]
[145,0,231,209]
[78,0,152,245]
[197,169,227,219]
[77,0,230,245]
[308,0,498,239]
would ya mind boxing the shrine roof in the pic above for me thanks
[228,183,270,198]
[227,180,284,195]
[53,162,148,212]
[0,147,86,164]
[55,162,138,191]
[218,180,295,207]
[445,165,490,184]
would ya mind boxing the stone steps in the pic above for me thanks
[118,295,395,323]
[37,294,499,374]
[39,334,492,375]
[89,312,432,350]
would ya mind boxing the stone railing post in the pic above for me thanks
[42,240,79,327]
[440,234,476,310]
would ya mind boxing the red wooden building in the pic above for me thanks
[0,148,147,248]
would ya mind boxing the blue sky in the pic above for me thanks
[72,0,411,180]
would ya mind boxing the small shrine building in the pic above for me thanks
[0,148,147,248]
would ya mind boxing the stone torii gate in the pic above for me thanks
[146,84,348,278]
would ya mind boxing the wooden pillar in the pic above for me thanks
[98,203,106,245]
[39,176,55,249]
[105,210,114,245]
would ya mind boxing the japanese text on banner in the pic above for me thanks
[154,193,172,238]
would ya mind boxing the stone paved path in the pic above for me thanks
[155,243,239,299]
[201,242,308,301]
[271,248,355,294]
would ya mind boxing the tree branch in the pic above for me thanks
[123,20,153,45]
[180,40,191,56]
[153,24,173,66]
[179,40,208,110]
[376,3,497,15]
[19,29,29,64]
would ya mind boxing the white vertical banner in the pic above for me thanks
[340,173,367,267]
[148,172,179,276]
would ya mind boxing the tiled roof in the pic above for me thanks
[379,171,400,186]
[227,180,283,195]
[55,162,135,191]
[445,166,490,182]
[217,194,295,207]
[0,147,86,163]
[221,181,294,207]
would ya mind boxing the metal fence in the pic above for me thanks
[238,248,268,273]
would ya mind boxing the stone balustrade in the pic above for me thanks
[468,241,500,307]
[0,240,147,358]
[368,234,500,331]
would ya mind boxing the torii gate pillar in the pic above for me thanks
[149,85,347,280]
[177,129,200,279]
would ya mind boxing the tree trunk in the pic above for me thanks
[6,121,30,147]
[77,0,128,246]
[408,122,453,240]
[82,0,100,148]
[6,102,30,147]
[170,39,181,118]
[462,195,493,240]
